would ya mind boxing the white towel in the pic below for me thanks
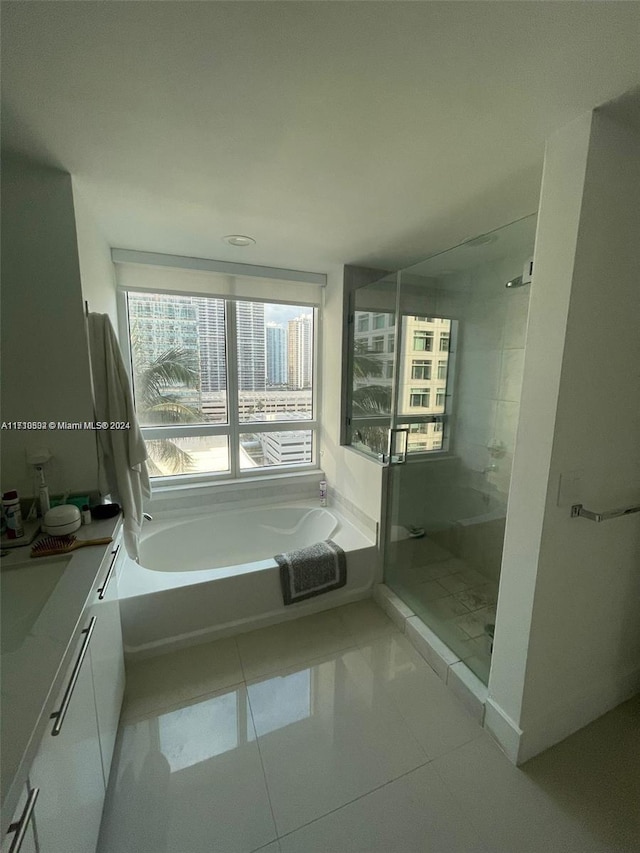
[87,313,150,559]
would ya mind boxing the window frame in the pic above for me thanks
[412,330,434,352]
[118,287,321,484]
[409,387,430,408]
[410,359,432,380]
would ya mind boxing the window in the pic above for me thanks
[373,314,387,329]
[357,315,369,332]
[410,388,430,407]
[439,334,450,352]
[437,360,447,380]
[387,336,395,353]
[384,361,394,380]
[414,316,435,322]
[371,336,385,353]
[126,292,317,479]
[413,331,434,351]
[411,360,432,380]
[433,421,443,433]
[435,388,446,407]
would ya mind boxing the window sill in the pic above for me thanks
[149,466,322,500]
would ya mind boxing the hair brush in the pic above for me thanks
[31,534,112,558]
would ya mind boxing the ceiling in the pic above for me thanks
[2,2,639,274]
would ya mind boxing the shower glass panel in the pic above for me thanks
[383,214,537,685]
[346,273,398,460]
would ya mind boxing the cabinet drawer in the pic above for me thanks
[1,783,37,853]
[29,619,105,853]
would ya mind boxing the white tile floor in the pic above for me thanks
[98,600,640,853]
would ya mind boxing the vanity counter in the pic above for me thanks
[0,516,122,834]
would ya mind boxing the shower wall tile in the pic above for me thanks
[455,397,497,447]
[504,290,530,349]
[462,297,507,352]
[456,350,502,403]
[498,348,525,402]
[493,400,520,452]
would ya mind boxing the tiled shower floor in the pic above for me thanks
[97,600,640,853]
[387,536,499,683]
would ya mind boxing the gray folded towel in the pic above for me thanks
[276,539,347,605]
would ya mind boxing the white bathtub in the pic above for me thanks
[118,502,377,658]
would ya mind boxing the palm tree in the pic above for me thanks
[351,340,392,455]
[131,336,202,475]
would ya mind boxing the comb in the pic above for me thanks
[31,534,112,558]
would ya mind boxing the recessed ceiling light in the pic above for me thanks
[223,235,256,247]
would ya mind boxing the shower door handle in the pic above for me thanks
[387,428,409,465]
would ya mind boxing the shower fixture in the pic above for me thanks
[505,275,526,288]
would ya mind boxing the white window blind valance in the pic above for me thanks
[112,249,325,306]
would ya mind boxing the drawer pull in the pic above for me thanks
[50,617,96,736]
[98,544,120,600]
[6,786,39,853]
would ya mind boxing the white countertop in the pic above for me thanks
[0,516,122,833]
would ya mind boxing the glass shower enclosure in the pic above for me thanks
[345,214,537,684]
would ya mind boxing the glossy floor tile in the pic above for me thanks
[236,609,356,680]
[279,763,488,853]
[247,646,429,835]
[357,632,483,759]
[332,598,400,644]
[100,604,640,853]
[433,718,640,853]
[122,636,244,720]
[98,684,276,853]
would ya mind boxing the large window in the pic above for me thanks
[126,292,316,479]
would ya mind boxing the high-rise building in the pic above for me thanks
[266,323,287,386]
[128,292,200,371]
[196,298,226,393]
[287,314,312,389]
[236,301,266,391]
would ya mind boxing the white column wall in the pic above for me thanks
[487,106,640,762]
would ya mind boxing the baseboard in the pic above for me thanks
[483,697,524,764]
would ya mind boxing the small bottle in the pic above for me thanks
[39,482,51,517]
[3,490,24,539]
[81,504,92,525]
[319,480,327,507]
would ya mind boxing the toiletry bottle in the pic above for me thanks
[319,480,327,507]
[3,490,24,539]
[39,481,51,517]
[81,504,92,525]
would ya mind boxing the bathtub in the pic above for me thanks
[118,501,377,659]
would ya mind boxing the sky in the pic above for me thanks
[264,303,313,326]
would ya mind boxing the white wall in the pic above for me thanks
[320,269,383,525]
[487,105,640,763]
[1,156,99,497]
[72,179,118,324]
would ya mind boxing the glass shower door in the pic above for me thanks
[382,214,537,685]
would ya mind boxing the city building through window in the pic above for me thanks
[126,292,316,478]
